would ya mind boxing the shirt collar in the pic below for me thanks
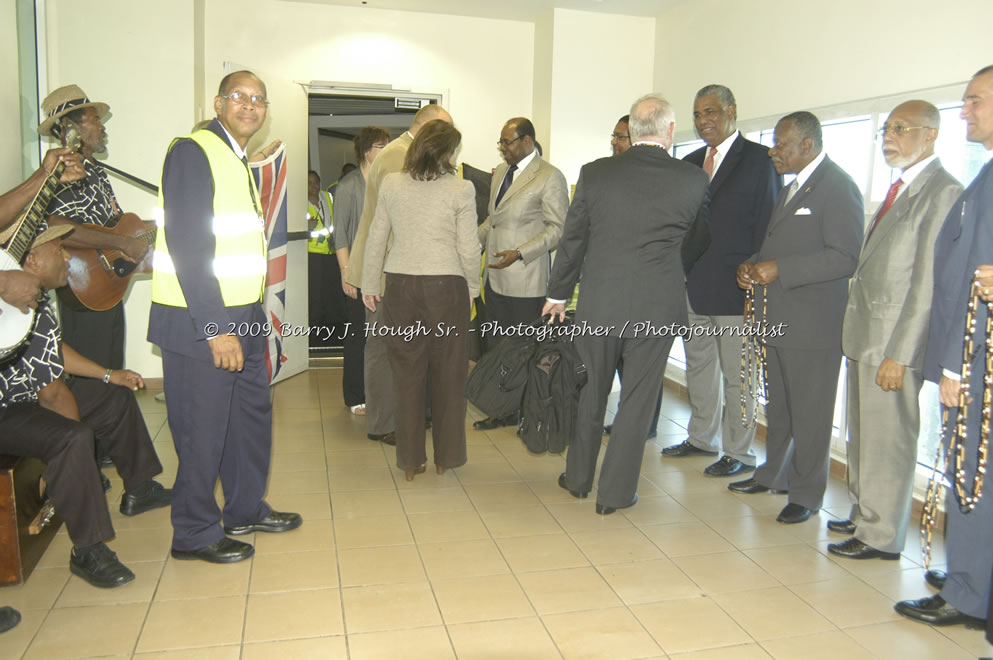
[511,148,537,173]
[794,152,826,188]
[711,130,739,159]
[897,154,937,188]
[217,122,248,160]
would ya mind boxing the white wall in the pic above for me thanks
[655,0,993,132]
[1,1,22,187]
[45,0,195,378]
[547,9,656,186]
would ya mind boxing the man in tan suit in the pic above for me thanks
[344,104,453,445]
[828,100,962,559]
[474,117,568,430]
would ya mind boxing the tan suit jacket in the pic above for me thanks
[842,158,963,368]
[478,154,568,298]
[344,132,413,289]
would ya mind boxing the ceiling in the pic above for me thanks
[286,0,686,22]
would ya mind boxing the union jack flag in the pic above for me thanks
[250,144,288,383]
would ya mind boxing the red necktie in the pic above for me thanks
[865,179,903,243]
[702,146,718,180]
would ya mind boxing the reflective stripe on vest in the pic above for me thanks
[151,129,267,307]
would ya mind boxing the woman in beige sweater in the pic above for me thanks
[361,120,479,480]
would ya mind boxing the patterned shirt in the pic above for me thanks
[0,301,64,408]
[45,158,120,229]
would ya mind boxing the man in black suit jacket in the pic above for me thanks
[545,94,709,514]
[897,64,993,630]
[662,85,781,477]
[730,112,863,524]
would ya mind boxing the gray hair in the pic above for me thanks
[695,84,736,109]
[780,111,823,151]
[628,94,675,141]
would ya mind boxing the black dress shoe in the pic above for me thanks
[368,431,397,446]
[728,477,786,494]
[827,537,900,560]
[0,606,21,634]
[99,455,114,468]
[776,502,813,524]
[895,594,985,627]
[603,424,612,434]
[596,493,638,515]
[224,510,303,535]
[827,518,856,534]
[925,569,947,589]
[100,472,112,492]
[70,542,135,588]
[704,456,755,477]
[171,537,254,563]
[662,440,718,457]
[558,473,588,499]
[120,481,172,516]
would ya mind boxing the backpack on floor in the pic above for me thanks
[519,324,588,454]
[465,333,536,419]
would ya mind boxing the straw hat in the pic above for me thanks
[27,224,75,251]
[37,84,109,137]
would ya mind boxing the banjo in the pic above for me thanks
[0,121,81,359]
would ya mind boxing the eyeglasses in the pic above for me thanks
[496,136,523,148]
[610,133,630,141]
[221,91,270,108]
[877,124,931,138]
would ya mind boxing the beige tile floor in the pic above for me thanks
[1,369,989,659]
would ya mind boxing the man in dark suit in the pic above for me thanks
[661,84,780,477]
[545,94,709,514]
[730,111,863,524]
[829,100,961,561]
[897,64,993,629]
[475,117,569,430]
[149,71,300,564]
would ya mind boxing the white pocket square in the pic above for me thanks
[794,207,812,215]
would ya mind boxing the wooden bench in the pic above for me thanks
[0,456,62,586]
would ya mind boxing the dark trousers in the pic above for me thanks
[384,274,469,471]
[754,345,841,511]
[483,281,544,350]
[342,293,367,407]
[162,348,272,551]
[59,302,125,370]
[566,334,674,507]
[0,379,163,547]
[615,358,663,436]
[308,253,348,347]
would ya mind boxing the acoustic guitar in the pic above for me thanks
[0,122,81,359]
[58,213,156,311]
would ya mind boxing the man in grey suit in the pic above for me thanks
[897,64,993,629]
[474,117,568,430]
[662,84,781,476]
[828,101,962,560]
[545,94,709,514]
[343,104,453,445]
[730,111,863,524]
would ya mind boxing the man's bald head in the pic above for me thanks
[410,104,452,135]
[628,94,676,148]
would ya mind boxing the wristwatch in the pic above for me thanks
[103,368,112,384]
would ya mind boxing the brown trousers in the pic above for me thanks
[383,273,469,471]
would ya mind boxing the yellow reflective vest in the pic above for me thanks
[307,191,334,255]
[151,129,267,307]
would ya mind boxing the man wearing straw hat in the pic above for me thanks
[38,84,149,372]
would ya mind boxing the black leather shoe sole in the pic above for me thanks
[225,512,302,536]
[596,493,638,515]
[925,569,947,590]
[704,458,755,477]
[827,519,857,534]
[171,538,254,563]
[827,538,900,560]
[558,473,588,499]
[895,596,986,628]
[661,440,718,457]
